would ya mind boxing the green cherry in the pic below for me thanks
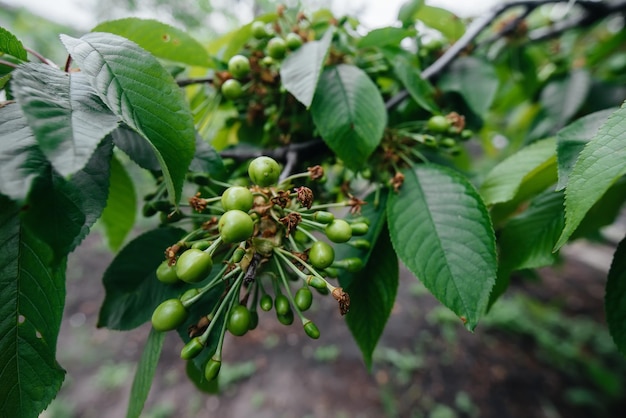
[260,294,273,311]
[151,299,187,332]
[295,287,313,311]
[221,186,254,212]
[227,305,251,336]
[274,294,290,316]
[267,37,287,59]
[221,79,243,100]
[248,156,281,187]
[156,260,179,284]
[228,54,250,79]
[325,219,352,243]
[286,32,303,50]
[176,249,213,283]
[303,320,320,339]
[205,358,222,381]
[308,240,335,269]
[251,21,269,39]
[180,337,204,360]
[219,210,255,243]
[427,115,451,133]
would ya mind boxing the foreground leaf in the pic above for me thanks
[60,32,196,204]
[606,237,626,356]
[310,64,387,170]
[0,104,47,202]
[11,63,120,177]
[92,18,213,67]
[0,26,28,61]
[387,165,497,330]
[555,103,626,250]
[0,196,66,418]
[126,328,165,418]
[100,153,137,251]
[345,227,398,369]
[280,29,333,108]
[556,108,615,190]
[393,56,438,113]
[480,137,557,206]
[98,227,187,330]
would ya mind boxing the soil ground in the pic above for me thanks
[42,234,626,418]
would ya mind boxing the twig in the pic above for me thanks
[25,48,49,64]
[177,77,214,87]
[0,59,18,69]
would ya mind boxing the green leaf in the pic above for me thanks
[571,177,626,241]
[280,29,333,108]
[555,102,626,250]
[60,32,196,204]
[392,56,438,113]
[480,137,557,206]
[556,108,616,190]
[345,226,398,369]
[0,26,28,61]
[499,190,564,273]
[387,165,497,330]
[100,153,136,251]
[189,134,227,180]
[98,227,187,330]
[310,64,387,170]
[0,103,47,202]
[126,328,165,418]
[0,195,66,418]
[207,14,276,60]
[397,0,425,26]
[415,5,465,41]
[21,138,113,260]
[112,126,160,172]
[358,27,416,49]
[337,189,389,289]
[438,57,498,116]
[92,18,213,68]
[12,63,120,177]
[606,236,626,356]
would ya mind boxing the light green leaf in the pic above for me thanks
[415,5,465,40]
[393,56,438,113]
[0,196,66,418]
[310,64,387,170]
[345,226,398,369]
[126,328,165,418]
[22,138,113,260]
[606,236,626,356]
[438,57,498,116]
[0,103,48,202]
[387,165,497,330]
[480,137,557,206]
[60,32,196,204]
[280,29,333,108]
[207,14,276,60]
[556,108,615,190]
[0,26,28,61]
[98,227,187,330]
[555,102,626,250]
[358,27,416,48]
[100,153,136,251]
[92,18,213,67]
[12,63,119,177]
[397,0,425,26]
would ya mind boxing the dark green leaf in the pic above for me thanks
[0,196,66,418]
[499,190,564,273]
[21,138,113,260]
[92,18,213,67]
[415,5,464,40]
[387,165,497,330]
[0,103,47,202]
[337,189,389,289]
[98,227,187,330]
[12,63,119,177]
[606,236,626,356]
[556,108,615,190]
[358,27,416,49]
[541,70,591,133]
[100,153,136,251]
[310,65,387,170]
[112,126,160,172]
[345,226,398,369]
[0,26,28,61]
[280,29,333,108]
[189,134,227,180]
[393,56,438,113]
[555,102,626,250]
[126,328,165,418]
[439,57,498,116]
[571,177,626,241]
[60,32,196,204]
[480,137,557,206]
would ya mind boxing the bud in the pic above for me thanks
[313,211,334,224]
[180,337,204,360]
[204,358,222,381]
[350,222,369,236]
[303,320,320,339]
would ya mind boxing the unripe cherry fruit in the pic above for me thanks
[295,287,313,311]
[175,249,213,283]
[156,260,179,284]
[308,240,335,269]
[219,210,255,243]
[205,358,221,381]
[221,186,254,212]
[267,37,287,59]
[325,219,352,243]
[427,115,451,132]
[227,305,251,336]
[247,156,281,187]
[151,299,187,332]
[228,54,250,79]
[221,79,243,100]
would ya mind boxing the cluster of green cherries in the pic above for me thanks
[220,19,303,101]
[150,156,368,382]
